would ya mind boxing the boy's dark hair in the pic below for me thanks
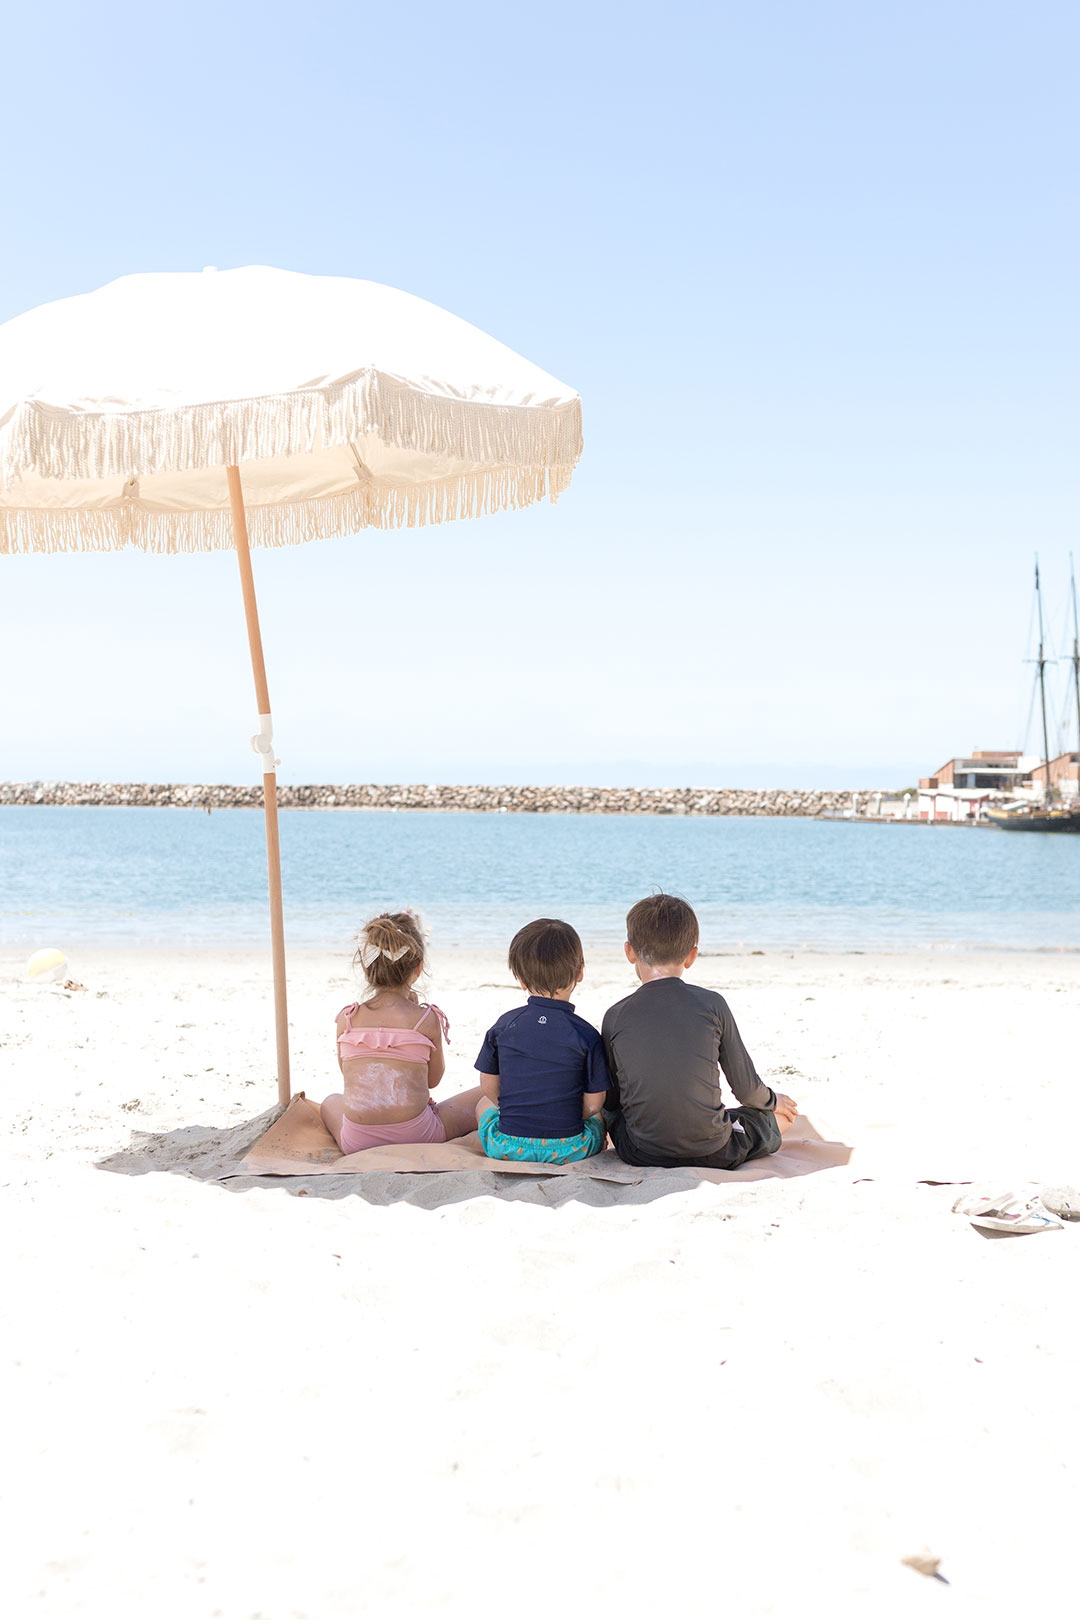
[508,918,584,996]
[626,893,699,965]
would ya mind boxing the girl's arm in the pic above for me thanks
[417,1007,446,1088]
[583,1089,606,1120]
[334,1011,347,1076]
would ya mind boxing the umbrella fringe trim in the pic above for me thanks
[1,370,583,484]
[0,463,573,554]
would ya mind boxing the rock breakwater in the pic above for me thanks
[0,782,867,816]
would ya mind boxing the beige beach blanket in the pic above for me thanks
[234,1095,853,1185]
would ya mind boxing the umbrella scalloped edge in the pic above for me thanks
[0,462,575,554]
[0,369,582,551]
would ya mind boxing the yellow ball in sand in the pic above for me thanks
[27,947,67,984]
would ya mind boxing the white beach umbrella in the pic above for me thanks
[0,266,582,1102]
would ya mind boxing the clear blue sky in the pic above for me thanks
[2,1,1077,787]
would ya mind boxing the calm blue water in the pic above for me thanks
[0,807,1077,951]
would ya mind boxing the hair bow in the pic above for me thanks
[358,940,410,969]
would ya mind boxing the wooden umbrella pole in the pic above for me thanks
[226,465,291,1106]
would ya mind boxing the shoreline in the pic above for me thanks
[5,941,1078,964]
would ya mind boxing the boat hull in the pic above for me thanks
[986,808,1080,833]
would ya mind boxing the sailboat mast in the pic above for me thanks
[1034,557,1054,803]
[1071,552,1080,793]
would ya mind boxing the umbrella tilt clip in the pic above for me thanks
[251,713,280,775]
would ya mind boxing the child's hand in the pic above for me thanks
[773,1093,798,1124]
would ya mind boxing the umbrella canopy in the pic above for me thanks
[0,265,582,552]
[0,267,582,1102]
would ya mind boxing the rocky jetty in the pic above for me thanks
[0,781,868,816]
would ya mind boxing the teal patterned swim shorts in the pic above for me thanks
[477,1106,606,1165]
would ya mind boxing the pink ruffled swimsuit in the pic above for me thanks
[337,1002,450,1155]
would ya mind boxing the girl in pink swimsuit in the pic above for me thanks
[320,911,483,1154]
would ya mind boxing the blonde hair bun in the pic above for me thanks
[354,911,426,989]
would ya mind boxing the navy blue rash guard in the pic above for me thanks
[475,996,611,1138]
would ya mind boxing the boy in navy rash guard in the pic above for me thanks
[474,918,609,1164]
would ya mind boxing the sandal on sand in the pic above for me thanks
[952,1186,1064,1235]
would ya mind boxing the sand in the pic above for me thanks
[2,943,1078,1618]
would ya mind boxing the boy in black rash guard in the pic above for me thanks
[602,894,799,1170]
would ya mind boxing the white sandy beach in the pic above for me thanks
[2,944,1079,1618]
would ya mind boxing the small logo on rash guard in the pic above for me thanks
[538,1015,548,1024]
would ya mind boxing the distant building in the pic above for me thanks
[917,748,1042,822]
[915,747,1079,820]
[917,785,997,822]
[919,750,1035,793]
[1029,752,1080,798]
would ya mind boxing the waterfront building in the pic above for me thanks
[1028,752,1080,799]
[919,750,1037,793]
[916,748,1045,822]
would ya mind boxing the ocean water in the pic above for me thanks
[0,806,1077,952]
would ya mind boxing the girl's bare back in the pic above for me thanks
[338,992,442,1124]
